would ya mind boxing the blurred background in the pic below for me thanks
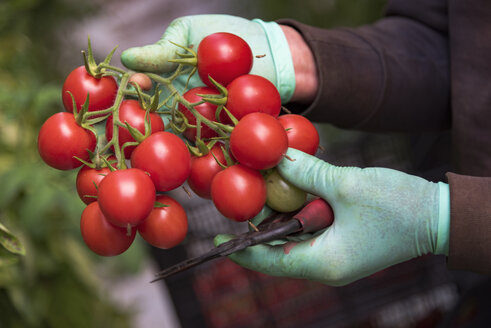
[1,0,489,327]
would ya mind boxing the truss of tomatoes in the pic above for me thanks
[37,33,320,257]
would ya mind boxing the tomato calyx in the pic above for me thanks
[197,75,228,105]
[212,144,234,169]
[132,80,160,113]
[186,140,235,170]
[82,36,118,79]
[167,40,198,67]
[177,93,234,136]
[154,201,170,208]
[186,139,216,157]
[91,153,117,170]
[67,91,91,126]
[119,109,153,145]
[195,76,239,126]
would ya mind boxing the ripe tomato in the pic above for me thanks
[178,87,220,141]
[211,164,266,222]
[187,144,227,199]
[197,32,253,88]
[130,131,191,192]
[138,195,188,249]
[97,168,156,228]
[62,65,118,115]
[37,112,96,170]
[265,168,306,213]
[230,112,288,170]
[76,165,112,205]
[106,99,164,158]
[226,74,281,120]
[278,114,319,155]
[80,202,136,256]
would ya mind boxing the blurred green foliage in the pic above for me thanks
[0,0,144,327]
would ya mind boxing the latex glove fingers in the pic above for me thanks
[121,14,295,102]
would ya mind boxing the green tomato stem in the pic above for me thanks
[99,63,128,75]
[149,75,232,138]
[110,72,130,169]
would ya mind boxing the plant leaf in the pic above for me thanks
[0,222,25,255]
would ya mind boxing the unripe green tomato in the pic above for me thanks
[265,168,306,212]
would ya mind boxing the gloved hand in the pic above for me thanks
[120,15,296,103]
[214,148,450,286]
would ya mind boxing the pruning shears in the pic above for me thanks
[152,198,334,282]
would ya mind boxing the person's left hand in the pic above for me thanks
[120,14,296,103]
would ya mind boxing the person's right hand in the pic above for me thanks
[214,148,451,286]
[120,15,296,103]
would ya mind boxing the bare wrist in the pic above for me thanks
[280,25,318,104]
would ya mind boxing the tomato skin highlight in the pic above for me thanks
[80,202,136,256]
[37,112,96,170]
[230,112,288,170]
[178,87,220,141]
[130,131,191,192]
[138,195,188,249]
[97,168,156,227]
[62,65,118,115]
[211,164,266,222]
[226,74,281,121]
[197,32,253,88]
[105,99,164,158]
[187,144,226,199]
[278,114,319,156]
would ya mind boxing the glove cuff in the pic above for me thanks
[435,182,450,255]
[252,19,296,103]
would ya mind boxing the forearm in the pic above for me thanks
[279,10,451,132]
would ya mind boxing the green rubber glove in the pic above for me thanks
[214,148,450,286]
[120,14,296,103]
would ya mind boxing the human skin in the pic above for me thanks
[280,25,318,104]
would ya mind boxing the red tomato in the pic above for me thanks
[97,168,156,228]
[138,195,188,249]
[230,112,288,170]
[106,99,164,158]
[178,87,220,141]
[62,66,118,115]
[37,112,96,170]
[197,32,253,88]
[187,144,227,199]
[76,165,112,205]
[130,131,191,192]
[80,202,136,256]
[211,164,266,222]
[75,157,117,205]
[278,114,320,155]
[226,75,281,120]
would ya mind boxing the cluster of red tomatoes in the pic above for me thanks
[37,32,320,257]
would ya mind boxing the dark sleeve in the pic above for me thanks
[447,173,491,275]
[278,0,450,133]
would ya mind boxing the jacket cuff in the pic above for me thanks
[447,172,491,275]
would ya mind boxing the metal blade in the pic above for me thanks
[151,219,302,282]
